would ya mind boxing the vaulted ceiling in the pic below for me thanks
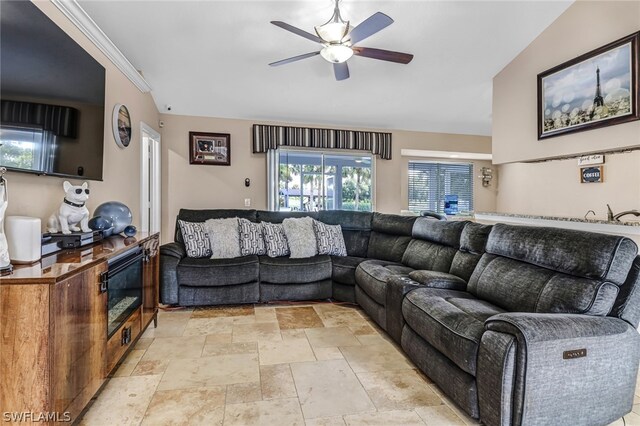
[79,0,573,136]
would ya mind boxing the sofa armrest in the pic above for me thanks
[386,276,424,343]
[479,313,640,426]
[406,270,466,291]
[160,242,186,259]
[160,243,185,305]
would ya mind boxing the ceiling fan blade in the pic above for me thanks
[271,21,325,44]
[269,51,321,67]
[346,12,393,45]
[333,62,350,81]
[352,47,413,64]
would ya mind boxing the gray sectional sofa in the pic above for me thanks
[160,208,640,426]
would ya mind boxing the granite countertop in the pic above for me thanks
[475,212,640,227]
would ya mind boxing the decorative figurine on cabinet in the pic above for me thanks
[47,181,91,235]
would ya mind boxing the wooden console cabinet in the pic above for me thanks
[0,233,159,424]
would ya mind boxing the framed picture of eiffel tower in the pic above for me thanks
[537,31,639,140]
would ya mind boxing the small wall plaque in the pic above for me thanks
[580,166,604,183]
[578,154,605,166]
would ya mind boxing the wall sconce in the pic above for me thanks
[480,167,493,187]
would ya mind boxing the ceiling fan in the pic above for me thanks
[269,0,414,81]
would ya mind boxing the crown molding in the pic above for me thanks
[50,0,152,93]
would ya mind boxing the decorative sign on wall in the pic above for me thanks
[577,154,605,166]
[580,166,604,183]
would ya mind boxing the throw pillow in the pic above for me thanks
[204,218,241,259]
[238,218,266,256]
[262,222,290,257]
[178,220,212,258]
[313,220,347,256]
[282,217,318,258]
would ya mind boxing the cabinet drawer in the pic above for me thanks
[106,307,141,374]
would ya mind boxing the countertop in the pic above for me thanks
[475,212,640,227]
[0,232,159,285]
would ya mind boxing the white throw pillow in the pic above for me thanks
[282,217,318,258]
[204,218,241,259]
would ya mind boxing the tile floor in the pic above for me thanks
[79,302,640,426]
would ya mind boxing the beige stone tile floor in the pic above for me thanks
[79,302,640,426]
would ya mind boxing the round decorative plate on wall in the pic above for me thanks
[112,104,132,148]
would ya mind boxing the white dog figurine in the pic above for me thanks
[47,181,91,235]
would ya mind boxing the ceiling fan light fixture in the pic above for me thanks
[320,45,353,63]
[314,0,350,43]
[315,22,349,43]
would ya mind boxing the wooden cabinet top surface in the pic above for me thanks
[0,232,159,285]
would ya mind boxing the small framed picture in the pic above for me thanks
[538,32,639,140]
[580,165,604,183]
[189,132,231,166]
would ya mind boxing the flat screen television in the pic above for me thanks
[0,1,106,181]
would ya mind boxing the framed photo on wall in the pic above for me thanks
[189,131,231,166]
[537,31,639,140]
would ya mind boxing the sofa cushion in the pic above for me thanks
[262,222,290,258]
[175,209,257,243]
[259,255,331,284]
[485,223,637,285]
[468,224,638,315]
[313,220,347,256]
[332,255,367,286]
[177,256,259,287]
[317,210,372,257]
[239,218,266,256]
[469,254,620,315]
[403,287,505,376]
[402,239,458,271]
[178,220,212,258]
[355,259,413,305]
[257,210,319,224]
[283,217,318,258]
[448,223,493,282]
[371,212,416,236]
[411,218,466,247]
[204,218,241,259]
[367,233,412,263]
[460,222,492,254]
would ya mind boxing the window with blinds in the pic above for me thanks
[408,162,474,214]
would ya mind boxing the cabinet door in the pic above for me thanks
[142,235,159,328]
[50,262,107,422]
[0,283,51,417]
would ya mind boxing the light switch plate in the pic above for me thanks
[244,198,251,207]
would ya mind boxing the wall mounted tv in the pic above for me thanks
[0,1,106,181]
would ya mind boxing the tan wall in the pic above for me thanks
[493,1,640,218]
[493,0,640,165]
[4,1,160,230]
[160,113,495,242]
[496,151,640,220]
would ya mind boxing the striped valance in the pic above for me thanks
[1,100,78,138]
[252,124,392,160]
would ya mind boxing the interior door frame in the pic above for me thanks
[140,122,161,233]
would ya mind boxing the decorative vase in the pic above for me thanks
[89,216,113,231]
[0,170,11,272]
[123,225,137,237]
[93,202,132,234]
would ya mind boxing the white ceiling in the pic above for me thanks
[79,0,573,136]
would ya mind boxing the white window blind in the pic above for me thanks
[408,162,474,214]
